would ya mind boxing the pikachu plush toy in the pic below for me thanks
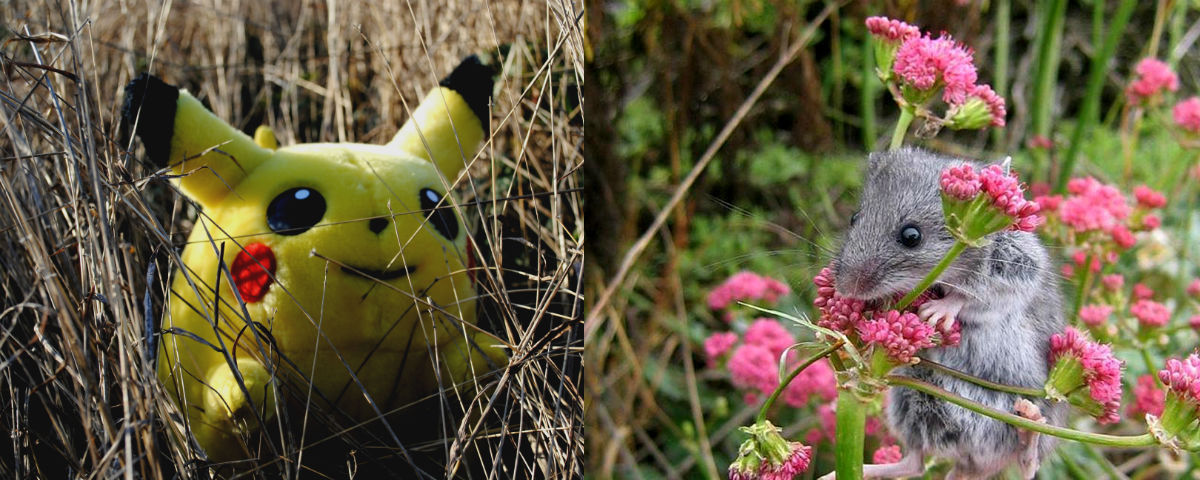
[124,56,504,461]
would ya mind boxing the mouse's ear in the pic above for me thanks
[386,55,493,182]
[122,74,272,209]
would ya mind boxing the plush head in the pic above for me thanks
[124,56,504,460]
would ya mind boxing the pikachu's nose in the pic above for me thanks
[368,217,388,234]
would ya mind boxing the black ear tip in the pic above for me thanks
[439,55,495,131]
[121,73,179,166]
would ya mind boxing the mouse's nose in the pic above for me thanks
[368,217,388,234]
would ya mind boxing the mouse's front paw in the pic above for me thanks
[917,295,963,331]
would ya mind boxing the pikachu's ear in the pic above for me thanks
[387,55,493,181]
[123,74,272,208]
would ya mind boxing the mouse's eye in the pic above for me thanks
[897,224,922,248]
[267,187,326,235]
[850,210,861,226]
[420,188,459,240]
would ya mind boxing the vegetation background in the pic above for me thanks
[585,0,1200,478]
[0,0,583,478]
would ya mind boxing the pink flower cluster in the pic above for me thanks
[1102,274,1125,291]
[729,421,813,480]
[1187,279,1200,297]
[812,266,870,333]
[873,444,903,464]
[1049,327,1123,424]
[1127,58,1179,104]
[705,332,739,363]
[783,359,838,408]
[708,271,791,311]
[1133,283,1154,300]
[1174,97,1200,133]
[865,16,919,42]
[1131,299,1171,328]
[1059,177,1131,234]
[1159,353,1200,407]
[858,310,936,364]
[967,84,1007,127]
[939,164,981,200]
[893,34,977,104]
[1129,374,1166,418]
[1133,186,1167,209]
[715,318,837,407]
[868,17,1004,128]
[1079,304,1113,327]
[940,163,1041,232]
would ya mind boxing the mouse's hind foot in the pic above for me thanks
[1013,398,1046,479]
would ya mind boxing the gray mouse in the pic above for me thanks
[824,147,1065,479]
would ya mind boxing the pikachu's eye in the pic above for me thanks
[267,187,326,236]
[420,188,459,240]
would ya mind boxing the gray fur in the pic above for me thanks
[834,147,1066,477]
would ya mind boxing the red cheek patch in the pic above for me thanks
[231,242,276,303]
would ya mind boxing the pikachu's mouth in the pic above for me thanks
[340,263,416,281]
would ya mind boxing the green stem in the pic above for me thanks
[918,358,1046,397]
[1072,253,1095,323]
[896,240,967,310]
[756,342,843,424]
[890,106,915,150]
[1031,0,1067,173]
[1142,348,1163,389]
[1083,442,1130,480]
[886,375,1158,447]
[990,0,1011,149]
[1059,0,1137,191]
[861,32,878,150]
[834,388,867,479]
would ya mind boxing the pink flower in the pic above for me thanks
[1058,177,1131,234]
[1133,186,1167,209]
[1079,304,1113,327]
[744,318,796,358]
[1133,283,1155,300]
[729,421,813,480]
[1028,135,1055,150]
[1131,299,1170,327]
[1129,374,1165,417]
[873,444,903,464]
[1101,274,1125,291]
[978,165,1042,231]
[805,402,838,444]
[729,344,778,395]
[705,332,739,363]
[1190,315,1200,331]
[1174,97,1200,133]
[1159,353,1200,407]
[1187,279,1200,298]
[813,266,870,334]
[1143,214,1161,230]
[783,358,837,407]
[940,164,982,200]
[865,17,920,43]
[1048,327,1124,424]
[893,34,978,104]
[858,310,936,363]
[708,271,791,311]
[1033,194,1062,212]
[969,84,1006,127]
[1111,225,1136,249]
[1127,58,1179,103]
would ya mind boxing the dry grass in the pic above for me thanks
[0,0,583,477]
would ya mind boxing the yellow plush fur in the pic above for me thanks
[144,61,502,461]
